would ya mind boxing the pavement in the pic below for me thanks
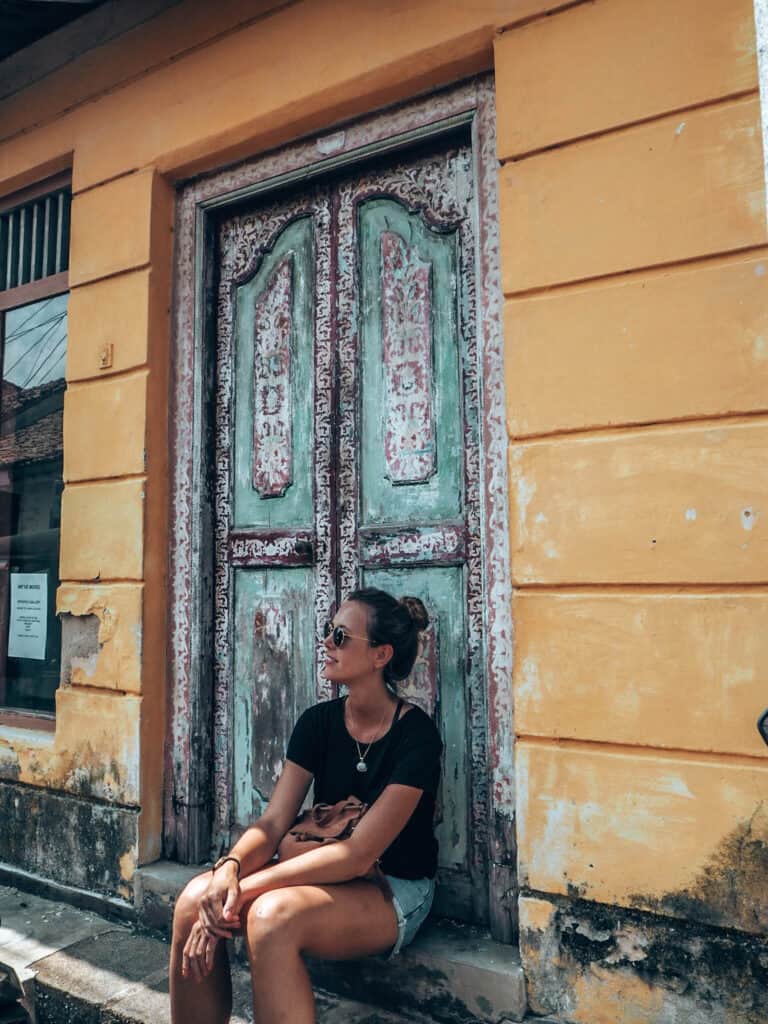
[0,885,421,1023]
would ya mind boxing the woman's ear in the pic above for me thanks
[372,643,394,672]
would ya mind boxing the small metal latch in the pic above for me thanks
[294,539,313,559]
[757,709,768,748]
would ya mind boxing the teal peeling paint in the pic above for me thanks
[233,568,315,826]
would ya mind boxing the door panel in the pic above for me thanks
[227,213,324,832]
[216,192,335,842]
[359,199,463,526]
[233,568,315,824]
[348,149,484,921]
[229,211,319,830]
[233,216,315,528]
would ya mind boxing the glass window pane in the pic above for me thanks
[0,292,67,713]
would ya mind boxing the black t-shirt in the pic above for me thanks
[286,697,442,880]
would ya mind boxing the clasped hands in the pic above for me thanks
[182,870,248,982]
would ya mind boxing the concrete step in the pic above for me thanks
[136,861,528,1024]
[308,919,526,1024]
[0,886,423,1024]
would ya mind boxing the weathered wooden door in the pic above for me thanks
[214,139,488,922]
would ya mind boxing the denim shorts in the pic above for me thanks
[384,875,435,957]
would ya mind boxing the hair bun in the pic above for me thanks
[399,596,429,631]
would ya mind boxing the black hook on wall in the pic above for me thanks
[758,709,768,748]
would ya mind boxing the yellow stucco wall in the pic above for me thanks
[0,2,764,999]
[496,0,767,1016]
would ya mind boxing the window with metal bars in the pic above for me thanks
[0,186,70,294]
[0,175,70,725]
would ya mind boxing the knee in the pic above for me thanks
[172,871,211,940]
[245,889,304,950]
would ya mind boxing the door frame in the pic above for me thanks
[165,74,515,938]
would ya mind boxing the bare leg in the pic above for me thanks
[170,871,233,1024]
[244,880,399,1024]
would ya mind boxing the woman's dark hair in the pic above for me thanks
[346,587,429,686]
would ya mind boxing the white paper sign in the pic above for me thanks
[8,572,48,661]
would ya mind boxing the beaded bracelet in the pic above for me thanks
[213,855,241,878]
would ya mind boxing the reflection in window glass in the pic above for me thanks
[0,293,67,713]
[4,294,68,388]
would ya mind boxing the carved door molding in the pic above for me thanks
[167,76,516,939]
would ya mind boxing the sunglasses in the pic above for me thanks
[322,621,379,649]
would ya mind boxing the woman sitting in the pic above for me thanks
[170,587,442,1024]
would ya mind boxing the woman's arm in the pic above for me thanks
[197,760,312,934]
[232,783,423,908]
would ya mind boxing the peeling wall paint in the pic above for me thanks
[0,585,144,821]
[56,584,143,693]
[520,894,768,1024]
[0,689,140,804]
[60,612,101,686]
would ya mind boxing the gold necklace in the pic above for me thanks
[347,702,391,774]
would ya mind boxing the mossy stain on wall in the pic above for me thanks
[521,894,768,1024]
[630,803,768,934]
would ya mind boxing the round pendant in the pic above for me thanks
[356,760,368,773]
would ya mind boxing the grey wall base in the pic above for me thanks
[521,892,768,1024]
[0,781,138,900]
